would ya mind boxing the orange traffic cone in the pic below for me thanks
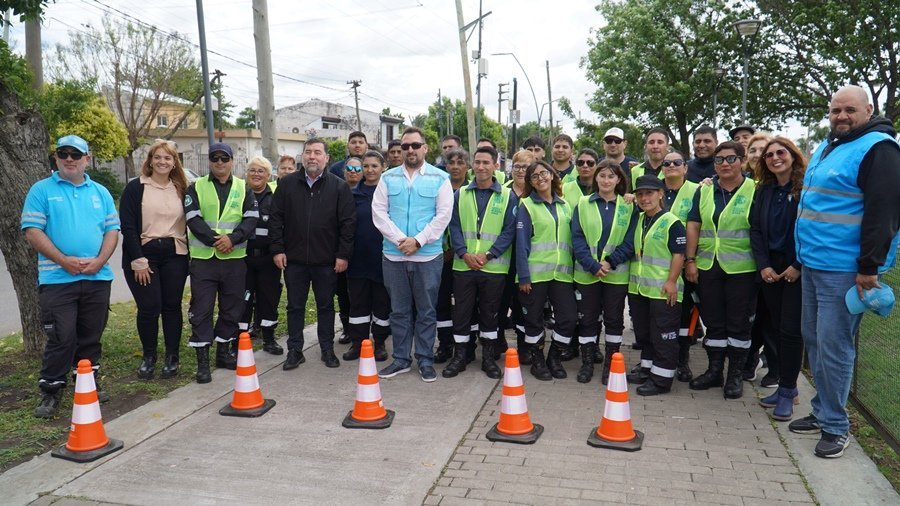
[587,352,643,451]
[220,333,276,417]
[486,348,543,444]
[51,359,123,462]
[343,339,394,429]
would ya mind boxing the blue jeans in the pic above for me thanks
[801,267,862,435]
[382,255,443,368]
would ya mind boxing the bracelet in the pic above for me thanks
[684,257,696,263]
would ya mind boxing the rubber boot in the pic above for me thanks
[160,352,179,379]
[689,348,725,390]
[675,340,693,382]
[528,343,552,381]
[442,343,469,378]
[546,341,567,379]
[137,354,156,380]
[195,346,212,384]
[261,328,284,355]
[480,340,502,379]
[772,387,799,421]
[601,343,620,385]
[576,343,597,383]
[724,347,748,399]
[215,341,237,370]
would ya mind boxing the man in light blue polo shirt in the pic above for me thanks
[21,134,120,418]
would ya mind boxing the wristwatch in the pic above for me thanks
[485,252,494,261]
[684,256,696,263]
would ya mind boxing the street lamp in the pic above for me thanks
[492,52,541,125]
[712,66,725,128]
[733,18,762,124]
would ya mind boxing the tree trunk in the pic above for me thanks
[0,80,51,355]
[124,150,136,180]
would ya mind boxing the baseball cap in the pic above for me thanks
[604,127,625,140]
[845,284,895,317]
[634,175,664,191]
[56,135,90,154]
[209,142,233,157]
[728,125,755,139]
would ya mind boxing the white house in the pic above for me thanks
[275,98,404,148]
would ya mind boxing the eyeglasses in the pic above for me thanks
[345,165,362,172]
[713,154,741,165]
[56,150,85,160]
[400,142,424,151]
[530,171,552,181]
[764,148,788,159]
[604,137,623,144]
[209,154,232,163]
[247,168,268,175]
[575,159,596,167]
[512,164,529,171]
[662,159,685,167]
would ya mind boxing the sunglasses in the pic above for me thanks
[575,159,596,167]
[714,154,741,165]
[662,159,685,167]
[530,171,552,181]
[209,154,232,163]
[345,165,362,172]
[604,138,623,144]
[764,148,789,159]
[56,150,85,160]
[400,142,425,151]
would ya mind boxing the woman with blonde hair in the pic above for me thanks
[120,139,189,379]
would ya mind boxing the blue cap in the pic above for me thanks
[56,135,90,154]
[845,284,895,317]
[209,142,233,157]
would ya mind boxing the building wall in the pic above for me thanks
[275,98,402,148]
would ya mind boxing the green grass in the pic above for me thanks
[0,287,321,472]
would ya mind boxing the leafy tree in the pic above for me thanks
[0,0,51,23]
[50,15,203,179]
[38,80,129,160]
[200,77,235,130]
[572,120,646,160]
[235,106,258,129]
[418,97,506,160]
[327,138,347,163]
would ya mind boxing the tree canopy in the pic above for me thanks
[38,79,129,160]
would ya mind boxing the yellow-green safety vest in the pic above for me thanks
[630,162,664,190]
[696,178,756,273]
[466,170,506,184]
[573,194,634,285]
[628,211,684,302]
[519,197,573,283]
[188,176,248,260]
[667,180,698,223]
[452,185,513,274]
[562,179,592,212]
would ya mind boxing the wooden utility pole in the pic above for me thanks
[348,80,362,130]
[252,0,278,162]
[454,0,477,151]
[25,19,41,91]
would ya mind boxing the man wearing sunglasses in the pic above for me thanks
[183,143,259,383]
[599,127,638,178]
[372,127,453,382]
[23,135,120,417]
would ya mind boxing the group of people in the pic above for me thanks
[22,85,899,460]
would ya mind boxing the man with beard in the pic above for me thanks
[551,133,575,181]
[686,125,718,183]
[630,127,669,190]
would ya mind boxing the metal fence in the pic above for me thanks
[851,267,900,454]
[98,153,252,183]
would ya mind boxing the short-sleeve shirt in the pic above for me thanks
[21,172,120,285]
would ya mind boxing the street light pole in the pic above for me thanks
[712,66,725,129]
[492,52,541,125]
[733,19,762,125]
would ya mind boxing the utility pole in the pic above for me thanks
[474,0,484,142]
[437,88,443,138]
[196,0,215,147]
[497,82,508,123]
[25,18,41,92]
[511,77,518,153]
[3,10,12,42]
[348,80,362,130]
[545,60,553,138]
[454,0,477,151]
[252,0,278,162]
[213,69,225,141]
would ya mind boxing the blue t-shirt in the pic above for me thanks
[21,172,120,285]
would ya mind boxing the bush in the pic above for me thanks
[87,167,123,202]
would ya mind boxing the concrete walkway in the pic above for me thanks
[1,324,896,505]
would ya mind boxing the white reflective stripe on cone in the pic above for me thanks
[608,372,628,393]
[357,382,382,402]
[237,349,255,367]
[359,357,377,376]
[75,375,96,393]
[72,402,102,425]
[234,374,260,393]
[348,315,371,324]
[501,393,527,415]
[504,366,523,387]
[603,400,631,422]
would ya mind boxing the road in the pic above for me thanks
[0,248,133,337]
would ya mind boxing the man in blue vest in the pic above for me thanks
[184,143,259,383]
[372,127,453,382]
[791,85,900,458]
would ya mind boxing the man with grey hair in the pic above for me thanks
[790,85,900,458]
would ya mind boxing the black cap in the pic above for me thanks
[634,175,664,191]
[728,125,755,139]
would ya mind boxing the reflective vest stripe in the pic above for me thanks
[453,185,513,274]
[629,211,683,302]
[520,197,573,283]
[696,178,756,274]
[573,194,633,285]
[188,176,248,260]
[797,209,863,225]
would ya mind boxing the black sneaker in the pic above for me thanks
[283,349,305,370]
[788,414,821,434]
[759,371,779,388]
[815,432,850,458]
[419,365,437,383]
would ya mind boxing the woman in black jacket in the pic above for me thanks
[750,137,805,421]
[120,140,189,379]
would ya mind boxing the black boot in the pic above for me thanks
[528,344,552,381]
[594,339,604,364]
[342,339,362,361]
[442,343,468,378]
[689,348,725,390]
[215,341,237,370]
[338,316,351,344]
[546,341,567,379]
[434,341,454,364]
[160,352,179,379]
[137,354,156,380]
[465,339,477,364]
[261,328,284,356]
[517,331,531,365]
[576,343,597,383]
[34,387,64,418]
[481,340,501,379]
[675,341,693,382]
[373,338,389,362]
[626,366,650,384]
[493,333,508,360]
[559,339,578,361]
[637,377,672,396]
[196,346,212,384]
[724,347,748,399]
[601,343,620,385]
